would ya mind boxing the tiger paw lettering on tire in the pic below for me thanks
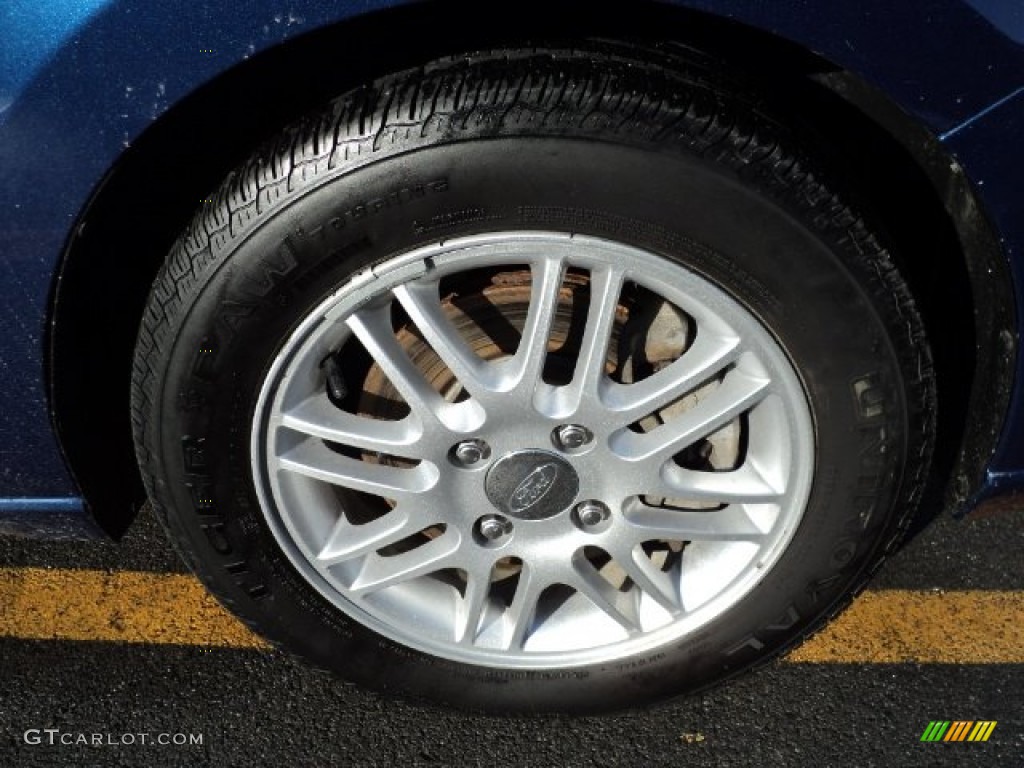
[131,47,935,713]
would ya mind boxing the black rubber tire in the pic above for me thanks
[131,47,935,713]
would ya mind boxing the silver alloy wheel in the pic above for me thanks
[251,232,814,669]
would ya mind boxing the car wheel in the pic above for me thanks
[132,47,935,712]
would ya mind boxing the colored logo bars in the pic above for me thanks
[920,721,997,742]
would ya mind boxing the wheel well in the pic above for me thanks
[50,0,1011,537]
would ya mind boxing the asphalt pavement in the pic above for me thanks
[1,505,1021,767]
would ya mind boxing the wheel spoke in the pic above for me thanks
[570,556,643,634]
[650,462,783,505]
[349,531,461,594]
[455,565,494,645]
[501,564,545,650]
[622,502,767,542]
[280,396,423,457]
[500,255,565,394]
[601,330,741,424]
[548,264,624,416]
[346,303,449,423]
[277,438,438,499]
[605,543,682,612]
[610,368,770,462]
[316,509,419,566]
[393,281,495,397]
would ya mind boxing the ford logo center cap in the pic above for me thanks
[484,450,580,521]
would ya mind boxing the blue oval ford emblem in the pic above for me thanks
[509,463,558,513]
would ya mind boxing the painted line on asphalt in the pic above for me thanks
[1,568,1022,662]
[786,589,1024,663]
[0,567,266,649]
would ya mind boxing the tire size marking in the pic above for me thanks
[301,178,450,242]
[413,206,504,234]
[615,652,667,672]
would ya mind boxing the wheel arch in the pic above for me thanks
[48,0,1013,537]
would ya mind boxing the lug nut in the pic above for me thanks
[554,424,593,451]
[575,500,610,529]
[452,439,490,467]
[477,515,512,543]
[456,443,483,465]
[479,518,504,540]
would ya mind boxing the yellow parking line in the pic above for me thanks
[0,567,267,649]
[1,568,1021,661]
[788,589,1024,663]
